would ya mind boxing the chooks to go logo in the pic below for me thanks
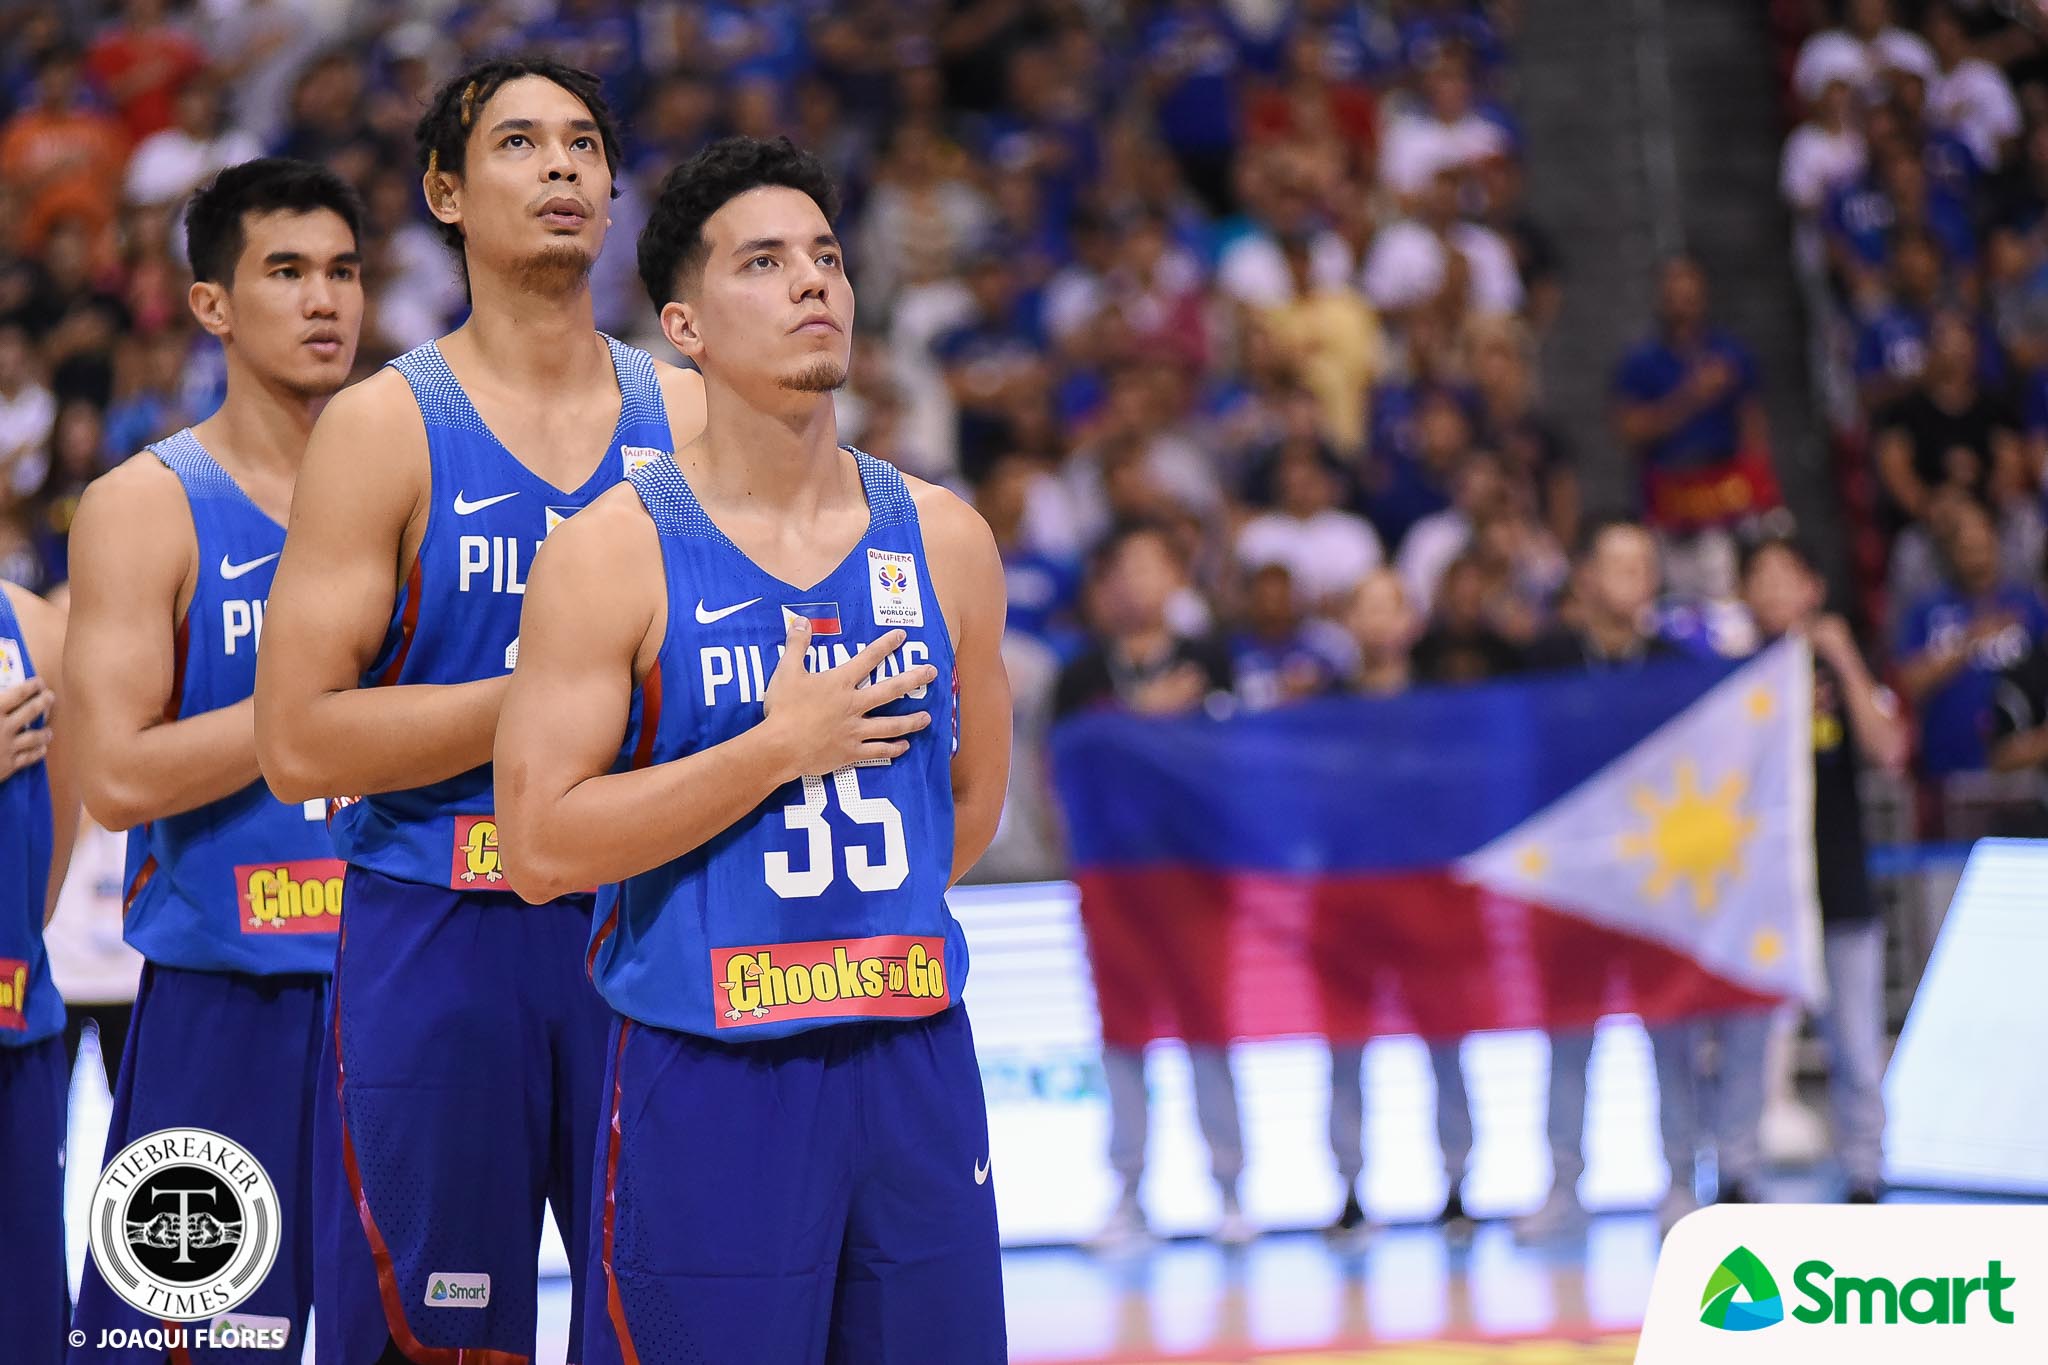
[1702,1247,1785,1332]
[1701,1245,2017,1331]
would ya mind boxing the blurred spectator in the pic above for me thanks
[0,320,56,498]
[122,73,262,209]
[1781,65,1868,277]
[1412,552,1525,684]
[1377,51,1507,197]
[1472,152,1562,330]
[1216,144,1353,308]
[1613,254,1778,599]
[1137,0,1246,216]
[1227,561,1351,711]
[1367,320,1480,546]
[1827,139,1978,317]
[204,0,329,146]
[1256,230,1387,454]
[37,218,129,409]
[272,50,370,166]
[1326,567,1477,1245]
[1057,522,1245,1250]
[855,123,992,317]
[977,454,1083,659]
[1244,26,1379,178]
[1872,311,2022,525]
[1362,154,1523,323]
[0,45,128,257]
[933,252,1049,485]
[1924,3,2020,174]
[1397,449,1510,617]
[1741,535,1904,1203]
[1896,496,2048,776]
[102,326,201,463]
[1238,439,1384,613]
[84,0,207,144]
[1062,363,1224,553]
[1990,630,2048,790]
[1793,0,1911,107]
[27,397,111,587]
[1853,231,1958,412]
[1472,316,1577,550]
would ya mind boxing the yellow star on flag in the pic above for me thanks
[1746,687,1775,722]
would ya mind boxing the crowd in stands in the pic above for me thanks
[8,0,2048,877]
[1777,0,2048,821]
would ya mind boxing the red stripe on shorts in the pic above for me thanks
[603,1021,643,1365]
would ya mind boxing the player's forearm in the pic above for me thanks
[500,724,798,904]
[258,678,509,804]
[949,782,1004,887]
[82,700,263,830]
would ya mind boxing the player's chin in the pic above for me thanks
[276,355,355,399]
[777,356,849,394]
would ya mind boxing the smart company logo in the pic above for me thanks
[1701,1246,1785,1332]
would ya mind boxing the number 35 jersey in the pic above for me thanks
[589,449,966,1042]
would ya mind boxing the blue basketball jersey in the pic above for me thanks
[0,587,60,1047]
[332,336,674,891]
[121,430,343,974]
[589,449,966,1041]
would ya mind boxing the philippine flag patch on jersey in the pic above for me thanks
[620,446,666,478]
[868,549,923,628]
[0,637,21,687]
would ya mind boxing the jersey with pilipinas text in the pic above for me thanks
[0,586,60,1046]
[122,430,341,974]
[589,449,965,1041]
[331,335,673,892]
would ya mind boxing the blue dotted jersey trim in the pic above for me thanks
[148,428,239,498]
[629,445,912,543]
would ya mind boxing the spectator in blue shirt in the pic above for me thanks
[1897,497,2048,775]
[1228,561,1352,710]
[1612,254,1778,537]
[1826,141,1976,315]
[1139,0,1247,213]
[932,251,1050,485]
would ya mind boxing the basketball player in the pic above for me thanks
[252,60,704,1364]
[496,136,1012,1363]
[62,159,363,1360]
[0,580,76,1365]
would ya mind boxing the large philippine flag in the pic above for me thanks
[1049,640,1824,1048]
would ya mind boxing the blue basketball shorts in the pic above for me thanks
[68,963,329,1363]
[2,1034,68,1365]
[316,866,610,1365]
[584,1004,1006,1365]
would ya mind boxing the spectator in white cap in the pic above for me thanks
[1792,0,1911,107]
[1924,2,2021,173]
[1781,61,1869,276]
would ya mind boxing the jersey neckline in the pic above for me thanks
[426,333,638,502]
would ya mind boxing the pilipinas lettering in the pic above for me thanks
[699,638,933,708]
[712,934,949,1028]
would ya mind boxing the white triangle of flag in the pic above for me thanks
[1455,639,1824,1005]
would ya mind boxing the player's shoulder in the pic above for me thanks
[73,449,193,545]
[311,365,428,449]
[0,578,66,660]
[538,483,659,578]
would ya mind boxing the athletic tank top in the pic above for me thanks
[122,429,343,975]
[589,449,966,1041]
[332,335,674,891]
[0,587,61,1046]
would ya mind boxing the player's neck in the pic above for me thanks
[455,275,602,394]
[189,362,325,480]
[691,383,845,509]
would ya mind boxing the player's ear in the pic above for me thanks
[423,170,462,228]
[188,279,231,340]
[660,299,703,361]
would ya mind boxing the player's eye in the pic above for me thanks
[273,266,300,279]
[332,266,357,281]
[572,136,596,151]
[818,252,841,270]
[748,255,776,270]
[504,134,529,148]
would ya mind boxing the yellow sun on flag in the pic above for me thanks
[1617,759,1758,913]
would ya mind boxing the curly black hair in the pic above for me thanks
[414,56,623,257]
[185,157,365,285]
[637,136,841,311]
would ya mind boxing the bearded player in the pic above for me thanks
[495,136,1011,1362]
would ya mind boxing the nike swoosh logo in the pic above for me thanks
[218,552,281,581]
[453,491,519,515]
[695,597,762,624]
[974,1158,991,1186]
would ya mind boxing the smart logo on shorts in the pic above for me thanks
[86,1127,282,1321]
[1701,1246,1785,1332]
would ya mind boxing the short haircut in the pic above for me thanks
[637,136,841,310]
[1737,531,1818,583]
[1090,519,1177,582]
[414,56,623,256]
[1577,516,1652,563]
[184,158,364,286]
